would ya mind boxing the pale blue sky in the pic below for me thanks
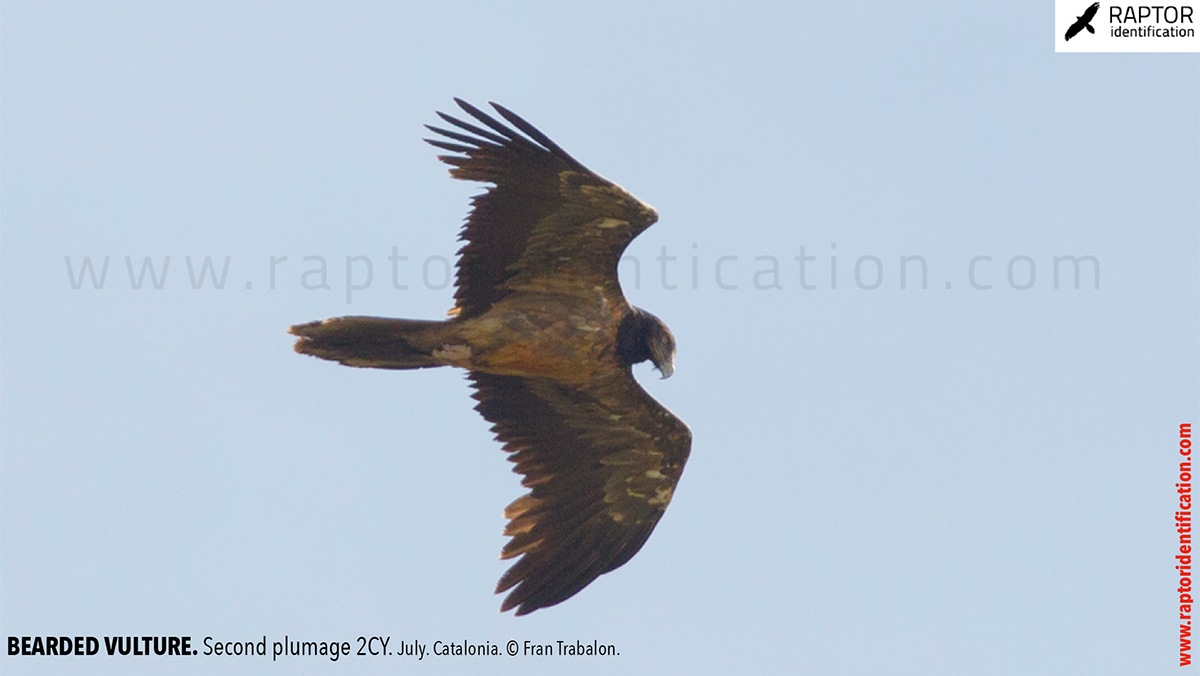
[2,2,1198,674]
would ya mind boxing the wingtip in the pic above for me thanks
[497,588,521,614]
[497,591,536,616]
[454,97,487,119]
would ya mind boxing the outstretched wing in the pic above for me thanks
[425,100,659,319]
[1082,2,1099,22]
[469,370,692,615]
[1065,19,1083,40]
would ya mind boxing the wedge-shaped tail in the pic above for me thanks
[290,316,452,370]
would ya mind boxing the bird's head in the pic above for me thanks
[617,307,677,379]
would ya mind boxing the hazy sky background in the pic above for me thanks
[2,2,1197,674]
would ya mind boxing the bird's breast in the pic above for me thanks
[457,294,625,384]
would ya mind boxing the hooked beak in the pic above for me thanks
[656,358,675,379]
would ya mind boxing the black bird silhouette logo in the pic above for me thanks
[1065,2,1100,40]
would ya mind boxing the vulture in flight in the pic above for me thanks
[1065,2,1099,41]
[290,100,691,615]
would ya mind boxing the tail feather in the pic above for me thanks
[290,316,455,370]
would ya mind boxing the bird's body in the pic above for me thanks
[290,100,690,615]
[1065,2,1100,40]
[298,289,626,383]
